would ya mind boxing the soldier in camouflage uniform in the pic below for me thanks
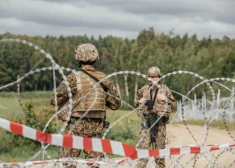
[50,43,121,168]
[135,67,176,168]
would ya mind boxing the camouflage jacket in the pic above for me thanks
[50,65,121,119]
[135,83,176,117]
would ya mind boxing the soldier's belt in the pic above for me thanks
[71,111,106,119]
[68,117,103,124]
[68,117,110,128]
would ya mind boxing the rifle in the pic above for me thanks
[145,88,159,148]
[145,100,157,148]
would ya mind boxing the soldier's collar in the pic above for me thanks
[82,65,96,71]
[149,83,161,89]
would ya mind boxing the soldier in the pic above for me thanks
[135,66,176,168]
[50,43,121,168]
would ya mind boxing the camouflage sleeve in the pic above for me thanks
[103,80,121,110]
[135,87,144,106]
[165,86,176,110]
[50,73,77,106]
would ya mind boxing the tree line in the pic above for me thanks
[1,28,235,105]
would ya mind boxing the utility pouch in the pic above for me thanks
[103,121,110,128]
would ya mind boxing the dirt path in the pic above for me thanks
[165,124,235,168]
[30,124,235,168]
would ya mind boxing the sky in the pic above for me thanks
[0,0,235,39]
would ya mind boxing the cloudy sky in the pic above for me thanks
[0,0,235,39]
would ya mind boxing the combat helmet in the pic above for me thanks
[74,43,99,63]
[147,66,162,77]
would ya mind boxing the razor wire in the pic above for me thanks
[0,38,235,167]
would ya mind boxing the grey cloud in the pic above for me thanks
[38,0,235,25]
[0,0,148,31]
[86,0,206,14]
[0,18,138,39]
[38,0,207,15]
[0,0,235,39]
[87,0,235,25]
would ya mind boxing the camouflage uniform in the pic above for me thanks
[136,67,176,168]
[50,43,121,168]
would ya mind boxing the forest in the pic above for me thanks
[1,27,235,105]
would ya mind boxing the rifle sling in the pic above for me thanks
[81,69,108,92]
[150,87,158,107]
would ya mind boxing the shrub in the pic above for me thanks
[6,101,56,148]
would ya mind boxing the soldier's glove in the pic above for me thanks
[163,116,170,123]
[103,121,110,128]
[142,111,148,117]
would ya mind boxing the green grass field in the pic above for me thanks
[0,91,234,162]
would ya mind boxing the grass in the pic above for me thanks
[0,97,24,120]
[0,91,52,119]
[106,109,140,142]
[0,145,59,162]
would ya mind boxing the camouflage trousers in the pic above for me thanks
[61,117,105,168]
[136,118,166,168]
